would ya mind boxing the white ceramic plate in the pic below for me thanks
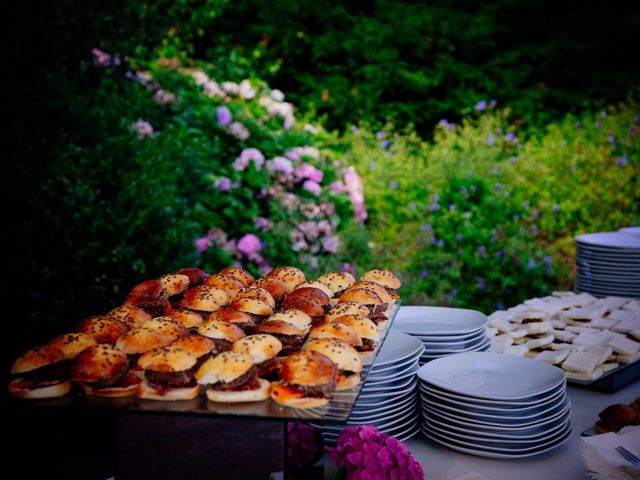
[421,421,572,455]
[575,232,640,249]
[619,226,640,236]
[370,351,422,375]
[349,399,420,423]
[422,336,489,354]
[420,338,492,359]
[424,410,571,440]
[392,306,487,335]
[417,352,566,400]
[420,332,487,349]
[370,330,425,367]
[420,383,566,413]
[364,363,419,387]
[413,329,487,342]
[361,372,417,393]
[353,389,416,409]
[350,390,417,416]
[359,379,417,400]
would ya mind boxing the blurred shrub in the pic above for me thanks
[346,101,639,312]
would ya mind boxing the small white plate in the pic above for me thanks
[619,226,640,236]
[370,351,422,375]
[359,379,417,400]
[364,363,419,387]
[420,338,492,359]
[413,329,487,342]
[349,399,419,423]
[422,336,489,354]
[420,332,487,349]
[350,390,416,415]
[353,389,416,408]
[575,232,640,249]
[393,306,487,335]
[361,372,417,393]
[371,330,425,367]
[417,352,566,400]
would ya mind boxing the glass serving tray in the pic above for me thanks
[9,301,400,424]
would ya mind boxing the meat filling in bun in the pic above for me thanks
[71,345,139,397]
[359,269,401,298]
[253,277,287,304]
[196,351,270,402]
[317,271,356,299]
[208,307,257,333]
[198,320,246,353]
[9,345,72,399]
[332,315,380,352]
[270,350,338,408]
[303,338,362,390]
[232,334,282,375]
[77,316,130,345]
[137,346,200,400]
[254,321,306,356]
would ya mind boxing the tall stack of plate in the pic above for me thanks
[314,330,424,445]
[575,231,640,298]
[418,352,572,458]
[392,306,490,364]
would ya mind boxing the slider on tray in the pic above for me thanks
[204,273,246,298]
[359,269,402,298]
[219,267,255,287]
[126,279,170,317]
[196,351,270,402]
[317,271,356,300]
[77,316,130,345]
[253,277,288,304]
[208,307,259,332]
[103,303,151,329]
[267,266,306,293]
[308,321,362,350]
[138,346,200,400]
[198,319,246,353]
[115,327,172,377]
[303,338,362,390]
[9,345,72,399]
[176,267,210,287]
[332,315,380,352]
[72,345,139,397]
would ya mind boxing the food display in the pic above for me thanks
[594,398,640,433]
[487,292,640,382]
[9,265,400,412]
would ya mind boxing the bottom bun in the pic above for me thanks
[270,384,330,408]
[137,379,200,401]
[206,378,270,403]
[81,381,139,398]
[9,378,72,399]
[336,373,361,391]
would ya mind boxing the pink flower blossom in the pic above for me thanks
[267,156,294,175]
[130,119,154,138]
[229,121,250,140]
[331,181,346,194]
[191,71,209,86]
[322,235,340,253]
[237,233,262,256]
[221,81,239,95]
[203,81,224,98]
[216,106,233,126]
[343,167,367,223]
[91,48,111,67]
[286,146,320,161]
[214,177,232,192]
[234,148,265,171]
[342,262,356,277]
[195,236,213,253]
[153,89,177,105]
[303,180,322,195]
[294,163,324,183]
[238,79,256,99]
[271,89,285,102]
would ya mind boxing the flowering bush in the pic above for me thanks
[330,425,424,480]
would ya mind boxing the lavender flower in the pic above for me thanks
[322,235,340,253]
[376,131,386,140]
[617,156,628,166]
[267,156,294,175]
[91,48,111,67]
[237,233,262,256]
[527,259,536,270]
[233,148,265,171]
[216,106,232,126]
[330,425,424,480]
[213,176,232,192]
[551,204,560,212]
[344,167,368,223]
[303,180,322,195]
[195,236,213,253]
[487,134,495,146]
[294,163,323,183]
[389,181,398,190]
[153,89,177,105]
[423,224,432,232]
[228,121,250,140]
[330,181,346,194]
[421,270,429,278]
[476,100,487,111]
[130,119,154,138]
[438,119,454,130]
[254,217,273,231]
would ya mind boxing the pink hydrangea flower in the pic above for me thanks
[216,106,232,126]
[294,163,324,183]
[267,156,294,175]
[234,148,265,171]
[303,180,322,195]
[322,235,340,253]
[237,233,262,256]
[229,121,250,140]
[91,48,111,67]
[343,167,367,223]
[195,236,213,253]
[331,181,346,194]
[214,177,232,192]
[130,119,154,138]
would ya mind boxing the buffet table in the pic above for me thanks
[325,382,639,479]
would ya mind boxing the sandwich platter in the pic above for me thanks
[8,265,402,423]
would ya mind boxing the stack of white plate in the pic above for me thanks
[418,352,572,458]
[575,231,640,298]
[315,330,424,445]
[392,306,490,364]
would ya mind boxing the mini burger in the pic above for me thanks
[345,282,394,304]
[49,333,98,360]
[253,277,287,304]
[303,338,362,390]
[332,315,380,352]
[9,345,72,399]
[234,286,276,310]
[337,288,387,324]
[103,303,151,329]
[284,287,330,312]
[137,346,200,400]
[77,316,130,344]
[229,297,274,323]
[115,327,172,376]
[175,285,226,318]
[307,322,362,350]
[198,320,246,353]
[125,280,170,317]
[141,317,188,342]
[176,267,210,286]
[270,350,338,408]
[171,335,216,368]
[293,281,335,300]
[266,266,306,293]
[204,273,246,298]
[360,269,401,298]
[232,334,282,375]
[255,321,306,355]
[325,302,370,322]
[219,267,255,287]
[317,271,356,299]
[196,351,270,402]
[281,295,324,324]
[268,309,313,333]
[208,307,257,332]
[71,344,139,397]
[166,309,205,331]
[158,273,191,299]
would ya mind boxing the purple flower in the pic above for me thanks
[595,120,602,129]
[423,224,432,232]
[494,183,502,190]
[130,119,154,138]
[430,203,441,211]
[601,111,608,118]
[456,233,463,240]
[617,155,628,166]
[233,148,265,171]
[451,289,458,296]
[448,203,455,210]
[380,139,390,149]
[195,236,213,253]
[343,167,368,223]
[254,217,273,231]
[490,99,497,107]
[487,134,495,146]
[376,131,386,140]
[352,125,360,134]
[91,48,111,67]
[533,208,540,218]
[330,181,346,194]
[267,156,294,175]
[287,423,324,469]
[478,245,487,256]
[476,100,487,111]
[322,235,340,253]
[527,259,536,270]
[303,180,322,195]
[389,181,398,190]
[228,121,250,140]
[342,262,357,276]
[213,176,232,192]
[421,270,429,278]
[409,202,416,210]
[497,302,505,310]
[477,276,485,289]
[575,121,582,129]
[551,204,560,212]
[237,233,262,256]
[544,256,552,266]
[608,136,616,145]
[504,132,517,143]
[216,106,232,126]
[438,119,454,130]
[294,163,324,183]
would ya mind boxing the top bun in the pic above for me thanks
[337,288,383,305]
[332,315,380,342]
[182,285,230,308]
[49,333,98,360]
[303,338,362,373]
[279,350,338,387]
[234,286,276,310]
[115,328,170,355]
[138,345,197,372]
[142,317,188,341]
[77,316,130,344]
[159,274,191,296]
[325,302,370,321]
[11,345,67,374]
[267,266,306,293]
[207,307,255,326]
[71,345,129,383]
[293,281,335,298]
[317,272,356,294]
[308,322,362,348]
[204,274,246,298]
[229,297,274,316]
[346,282,393,303]
[255,320,306,338]
[219,267,255,287]
[253,277,287,301]
[232,334,283,363]
[103,304,151,329]
[268,310,312,332]
[281,296,324,317]
[359,269,401,289]
[171,335,216,358]
[128,279,167,301]
[198,320,246,342]
[176,267,210,286]
[195,351,253,385]
[167,310,204,330]
[285,287,330,307]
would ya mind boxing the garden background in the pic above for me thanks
[4,0,639,360]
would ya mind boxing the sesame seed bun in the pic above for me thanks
[279,350,338,387]
[205,378,270,403]
[171,335,216,358]
[138,346,197,372]
[317,272,356,295]
[268,310,312,331]
[176,267,210,286]
[195,351,254,385]
[115,328,171,355]
[229,297,274,316]
[293,281,335,298]
[77,316,130,344]
[285,287,330,308]
[103,304,152,329]
[48,333,98,360]
[360,269,401,289]
[232,334,283,363]
[11,345,67,374]
[204,274,246,298]
[255,321,306,338]
[266,266,306,293]
[166,310,204,330]
[332,315,380,342]
[234,286,276,309]
[71,345,129,384]
[141,317,188,342]
[281,296,324,318]
[308,322,362,348]
[128,279,167,300]
[207,307,255,327]
[303,338,362,378]
[253,277,287,301]
[182,285,229,308]
[325,302,370,321]
[346,282,393,303]
[159,274,191,296]
[219,267,255,287]
[198,320,246,342]
[269,387,331,408]
[337,288,383,305]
